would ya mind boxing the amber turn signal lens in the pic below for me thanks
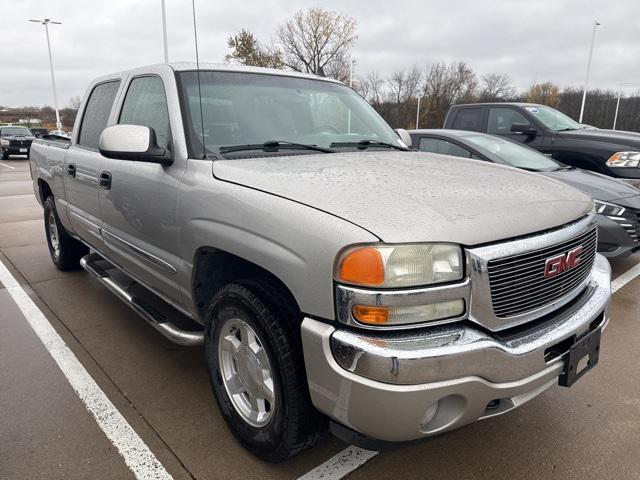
[338,247,385,286]
[352,305,389,325]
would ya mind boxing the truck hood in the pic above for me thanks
[558,128,640,148]
[212,151,593,245]
[541,168,640,204]
[1,135,35,141]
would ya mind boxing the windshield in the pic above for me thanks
[176,70,402,157]
[1,127,32,136]
[464,134,563,171]
[523,105,581,131]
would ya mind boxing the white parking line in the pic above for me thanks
[0,259,173,480]
[612,262,640,293]
[300,262,640,479]
[298,446,379,480]
[0,162,16,169]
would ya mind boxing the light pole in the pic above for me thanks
[579,20,600,123]
[348,57,356,133]
[613,83,636,130]
[415,94,423,129]
[30,18,62,131]
[161,0,169,62]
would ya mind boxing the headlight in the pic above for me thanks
[0,139,9,145]
[335,244,463,288]
[594,199,625,217]
[606,151,640,168]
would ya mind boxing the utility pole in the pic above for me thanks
[579,20,600,123]
[416,94,423,129]
[30,18,62,131]
[348,57,356,133]
[161,0,169,63]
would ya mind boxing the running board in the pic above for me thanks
[80,253,204,346]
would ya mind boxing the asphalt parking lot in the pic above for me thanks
[2,155,640,480]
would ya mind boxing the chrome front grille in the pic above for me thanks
[487,227,597,318]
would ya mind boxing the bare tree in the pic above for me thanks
[479,73,515,101]
[68,95,83,110]
[362,71,386,106]
[276,8,357,80]
[422,61,478,127]
[526,82,560,107]
[387,67,422,105]
[226,29,284,68]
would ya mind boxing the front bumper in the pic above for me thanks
[302,254,611,443]
[597,213,640,258]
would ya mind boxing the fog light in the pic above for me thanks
[420,403,439,427]
[352,300,464,326]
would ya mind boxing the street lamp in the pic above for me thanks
[348,57,356,133]
[30,18,62,131]
[579,20,600,123]
[416,94,423,129]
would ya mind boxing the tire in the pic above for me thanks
[43,196,88,270]
[1,151,8,160]
[205,282,323,462]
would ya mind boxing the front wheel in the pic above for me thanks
[1,151,8,160]
[44,196,88,270]
[205,283,322,462]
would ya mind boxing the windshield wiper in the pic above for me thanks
[330,139,409,151]
[219,140,335,155]
[554,165,576,171]
[555,128,579,132]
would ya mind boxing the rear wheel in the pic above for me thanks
[44,196,88,270]
[205,282,322,462]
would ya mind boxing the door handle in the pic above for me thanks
[66,164,76,177]
[99,171,112,190]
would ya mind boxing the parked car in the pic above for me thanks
[30,128,49,138]
[410,129,640,258]
[444,102,640,183]
[30,63,610,461]
[0,125,35,159]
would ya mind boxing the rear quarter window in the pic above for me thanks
[77,80,121,150]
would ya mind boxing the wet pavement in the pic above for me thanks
[1,156,639,479]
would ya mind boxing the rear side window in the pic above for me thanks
[77,81,121,150]
[419,137,471,158]
[119,76,171,149]
[452,108,483,132]
[487,107,530,134]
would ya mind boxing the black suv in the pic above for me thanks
[0,126,36,159]
[444,103,640,183]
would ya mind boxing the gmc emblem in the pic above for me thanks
[544,246,583,278]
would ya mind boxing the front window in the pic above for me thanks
[176,70,401,157]
[1,127,32,136]
[464,134,562,171]
[524,105,581,131]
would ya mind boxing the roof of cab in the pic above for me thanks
[91,62,343,85]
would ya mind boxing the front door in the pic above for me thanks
[98,74,184,304]
[486,106,545,149]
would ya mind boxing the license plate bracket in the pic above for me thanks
[20,148,27,153]
[559,327,601,388]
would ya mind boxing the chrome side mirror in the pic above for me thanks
[395,128,413,148]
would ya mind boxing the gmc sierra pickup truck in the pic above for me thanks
[444,102,640,183]
[30,63,611,461]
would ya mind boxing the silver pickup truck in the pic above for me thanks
[30,63,611,461]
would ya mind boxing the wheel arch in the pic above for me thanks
[191,246,302,324]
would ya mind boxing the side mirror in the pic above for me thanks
[99,125,172,165]
[395,128,413,148]
[510,123,538,137]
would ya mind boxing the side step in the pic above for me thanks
[80,253,204,346]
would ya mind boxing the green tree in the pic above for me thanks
[226,29,284,69]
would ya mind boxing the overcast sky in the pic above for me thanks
[1,0,639,107]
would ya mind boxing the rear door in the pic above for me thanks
[98,74,184,303]
[486,106,545,149]
[63,80,121,248]
[448,107,485,132]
